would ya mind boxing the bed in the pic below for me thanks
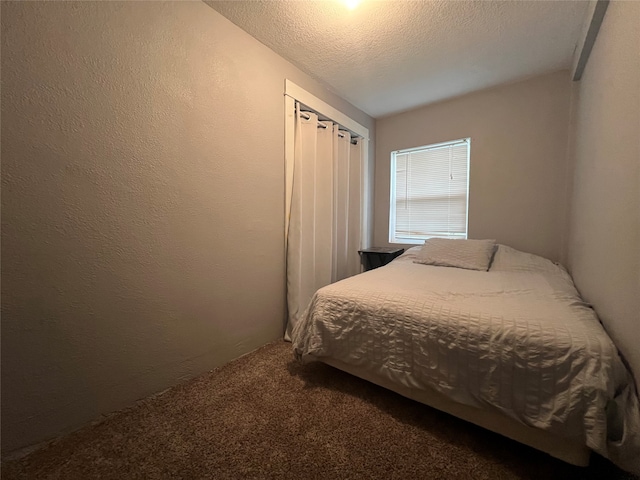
[291,243,640,474]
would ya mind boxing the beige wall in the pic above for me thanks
[566,1,640,387]
[0,1,373,454]
[374,71,571,262]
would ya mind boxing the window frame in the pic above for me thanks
[389,138,471,245]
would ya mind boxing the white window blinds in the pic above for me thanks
[389,139,470,244]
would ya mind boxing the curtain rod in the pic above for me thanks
[299,111,359,145]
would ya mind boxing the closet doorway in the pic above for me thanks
[284,80,370,339]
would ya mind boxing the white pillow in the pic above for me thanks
[413,238,496,271]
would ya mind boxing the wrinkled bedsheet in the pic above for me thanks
[292,245,640,473]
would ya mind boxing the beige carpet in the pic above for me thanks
[2,340,636,480]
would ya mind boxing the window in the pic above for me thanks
[389,138,470,244]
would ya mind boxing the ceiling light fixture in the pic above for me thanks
[344,0,361,10]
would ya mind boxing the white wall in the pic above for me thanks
[374,71,572,262]
[566,1,640,387]
[0,1,374,454]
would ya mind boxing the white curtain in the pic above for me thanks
[285,104,362,339]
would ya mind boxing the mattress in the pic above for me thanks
[292,245,640,474]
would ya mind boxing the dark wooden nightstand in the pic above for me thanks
[358,247,405,271]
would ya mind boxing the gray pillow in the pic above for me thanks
[413,238,497,271]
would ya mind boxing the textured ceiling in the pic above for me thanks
[206,0,589,118]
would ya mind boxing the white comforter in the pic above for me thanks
[292,246,640,474]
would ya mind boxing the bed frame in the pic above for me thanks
[322,357,591,467]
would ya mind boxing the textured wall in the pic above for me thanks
[566,1,640,388]
[374,71,572,262]
[0,1,373,454]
